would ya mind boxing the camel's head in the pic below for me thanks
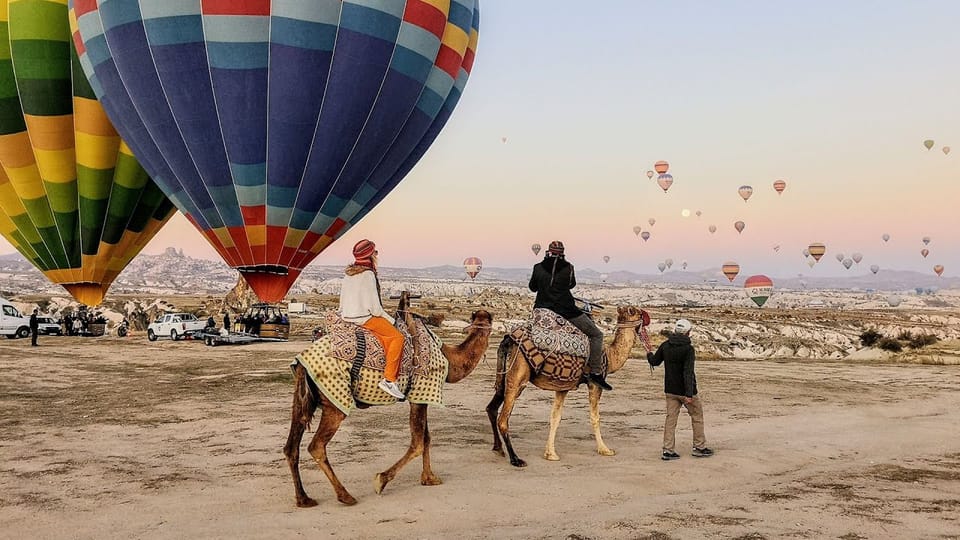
[469,309,493,329]
[616,305,650,333]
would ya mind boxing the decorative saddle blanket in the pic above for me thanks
[292,312,447,415]
[508,327,606,385]
[528,308,590,358]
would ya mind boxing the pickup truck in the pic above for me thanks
[147,313,208,341]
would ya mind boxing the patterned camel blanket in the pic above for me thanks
[528,308,589,357]
[507,327,607,385]
[292,313,447,415]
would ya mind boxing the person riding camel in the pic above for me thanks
[529,241,612,391]
[339,239,406,400]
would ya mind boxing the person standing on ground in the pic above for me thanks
[647,319,713,460]
[223,312,231,333]
[529,240,612,390]
[29,308,39,346]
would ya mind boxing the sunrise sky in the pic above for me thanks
[2,0,958,278]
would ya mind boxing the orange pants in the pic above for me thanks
[362,316,404,382]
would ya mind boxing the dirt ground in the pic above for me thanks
[2,327,960,540]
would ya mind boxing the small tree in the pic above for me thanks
[908,333,939,349]
[860,329,881,347]
[878,337,903,352]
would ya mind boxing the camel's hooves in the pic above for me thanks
[421,474,443,486]
[337,493,358,506]
[543,452,560,461]
[510,458,527,468]
[598,448,616,457]
[374,473,388,495]
[296,497,319,508]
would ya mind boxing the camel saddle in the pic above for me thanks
[507,309,603,384]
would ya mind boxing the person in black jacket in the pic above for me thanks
[648,319,713,460]
[29,308,39,346]
[529,241,611,390]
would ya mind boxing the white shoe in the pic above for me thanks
[378,379,405,399]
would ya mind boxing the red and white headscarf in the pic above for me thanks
[353,239,377,269]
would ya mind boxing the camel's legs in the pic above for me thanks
[589,384,615,456]
[419,406,442,486]
[283,379,317,507]
[486,383,506,456]
[497,360,530,468]
[543,390,568,461]
[307,395,356,505]
[375,403,428,494]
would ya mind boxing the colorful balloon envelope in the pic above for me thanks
[924,139,935,150]
[654,160,669,174]
[744,274,773,307]
[734,221,745,234]
[842,258,853,269]
[721,261,740,282]
[463,256,482,280]
[738,185,753,202]
[633,226,642,236]
[657,262,666,273]
[708,224,717,234]
[603,255,610,263]
[835,253,845,263]
[0,3,175,306]
[773,180,786,194]
[870,264,879,275]
[648,218,656,227]
[882,233,890,243]
[921,249,929,258]
[808,243,826,262]
[944,146,951,155]
[852,253,863,264]
[933,264,944,276]
[641,231,651,242]
[665,258,673,268]
[922,236,931,245]
[656,173,673,192]
[681,261,688,270]
[646,170,654,179]
[695,210,702,217]
[802,248,810,258]
[531,243,541,256]
[70,0,481,302]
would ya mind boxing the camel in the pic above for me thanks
[283,292,493,507]
[486,305,647,467]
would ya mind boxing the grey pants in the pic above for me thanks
[567,313,604,374]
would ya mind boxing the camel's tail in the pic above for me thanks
[292,363,318,430]
[494,334,513,394]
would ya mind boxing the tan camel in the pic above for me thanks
[283,292,493,507]
[486,305,646,467]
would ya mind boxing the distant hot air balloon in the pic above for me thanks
[934,264,944,276]
[835,253,845,263]
[646,170,655,180]
[633,226,642,236]
[738,185,753,202]
[808,243,826,262]
[921,249,929,258]
[924,139,935,150]
[654,160,669,174]
[870,264,879,275]
[0,5,176,306]
[681,261,688,270]
[708,225,717,234]
[842,258,853,269]
[721,262,740,282]
[734,221,746,234]
[944,146,951,155]
[657,173,674,192]
[802,248,811,258]
[501,137,507,143]
[657,262,666,273]
[887,295,902,307]
[852,253,863,264]
[463,257,483,280]
[773,245,781,253]
[773,180,787,194]
[603,255,610,264]
[882,233,890,243]
[531,243,541,256]
[641,231,651,242]
[70,0,482,302]
[922,236,931,245]
[744,275,773,307]
[648,218,656,226]
[695,210,702,218]
[665,258,674,268]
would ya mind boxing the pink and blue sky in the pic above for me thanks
[2,1,957,278]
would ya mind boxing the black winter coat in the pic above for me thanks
[647,333,698,397]
[528,257,582,319]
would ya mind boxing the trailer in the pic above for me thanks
[202,331,287,347]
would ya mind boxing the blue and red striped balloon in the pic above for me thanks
[69,0,479,301]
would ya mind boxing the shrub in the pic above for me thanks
[860,329,882,347]
[908,333,939,349]
[877,337,903,352]
[896,330,913,341]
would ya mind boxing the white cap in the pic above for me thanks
[674,319,692,333]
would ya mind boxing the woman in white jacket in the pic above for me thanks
[339,239,405,399]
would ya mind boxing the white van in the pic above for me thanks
[0,298,31,338]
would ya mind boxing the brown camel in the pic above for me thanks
[486,305,647,467]
[283,292,493,507]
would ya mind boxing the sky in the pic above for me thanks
[2,0,958,279]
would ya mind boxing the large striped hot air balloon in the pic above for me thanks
[654,160,669,174]
[69,0,481,302]
[656,173,673,192]
[721,261,740,282]
[744,274,773,307]
[463,256,482,280]
[808,242,826,262]
[0,1,174,306]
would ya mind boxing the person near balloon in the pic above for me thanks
[528,241,612,391]
[647,319,713,460]
[339,240,405,400]
[29,308,39,347]
[223,312,231,333]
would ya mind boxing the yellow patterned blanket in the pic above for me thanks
[291,314,447,415]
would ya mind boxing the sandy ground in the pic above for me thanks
[2,330,959,540]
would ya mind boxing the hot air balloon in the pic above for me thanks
[870,264,879,274]
[802,248,810,258]
[633,226,642,236]
[665,258,674,268]
[0,4,175,306]
[922,236,931,245]
[734,221,745,234]
[721,262,740,282]
[70,0,481,302]
[852,253,863,264]
[603,255,610,264]
[842,258,853,269]
[501,136,506,143]
[887,295,902,307]
[654,160,669,174]
[924,139,935,150]
[744,275,773,307]
[738,185,753,202]
[835,253,845,263]
[808,243,826,262]
[773,179,786,194]
[648,218,656,226]
[708,225,717,234]
[657,262,666,273]
[921,249,929,258]
[944,146,951,155]
[463,257,482,280]
[531,243,541,256]
[695,210,702,217]
[681,261,688,270]
[646,170,654,180]
[772,245,781,253]
[934,264,944,276]
[641,231,651,242]
[882,233,890,243]
[656,173,673,192]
